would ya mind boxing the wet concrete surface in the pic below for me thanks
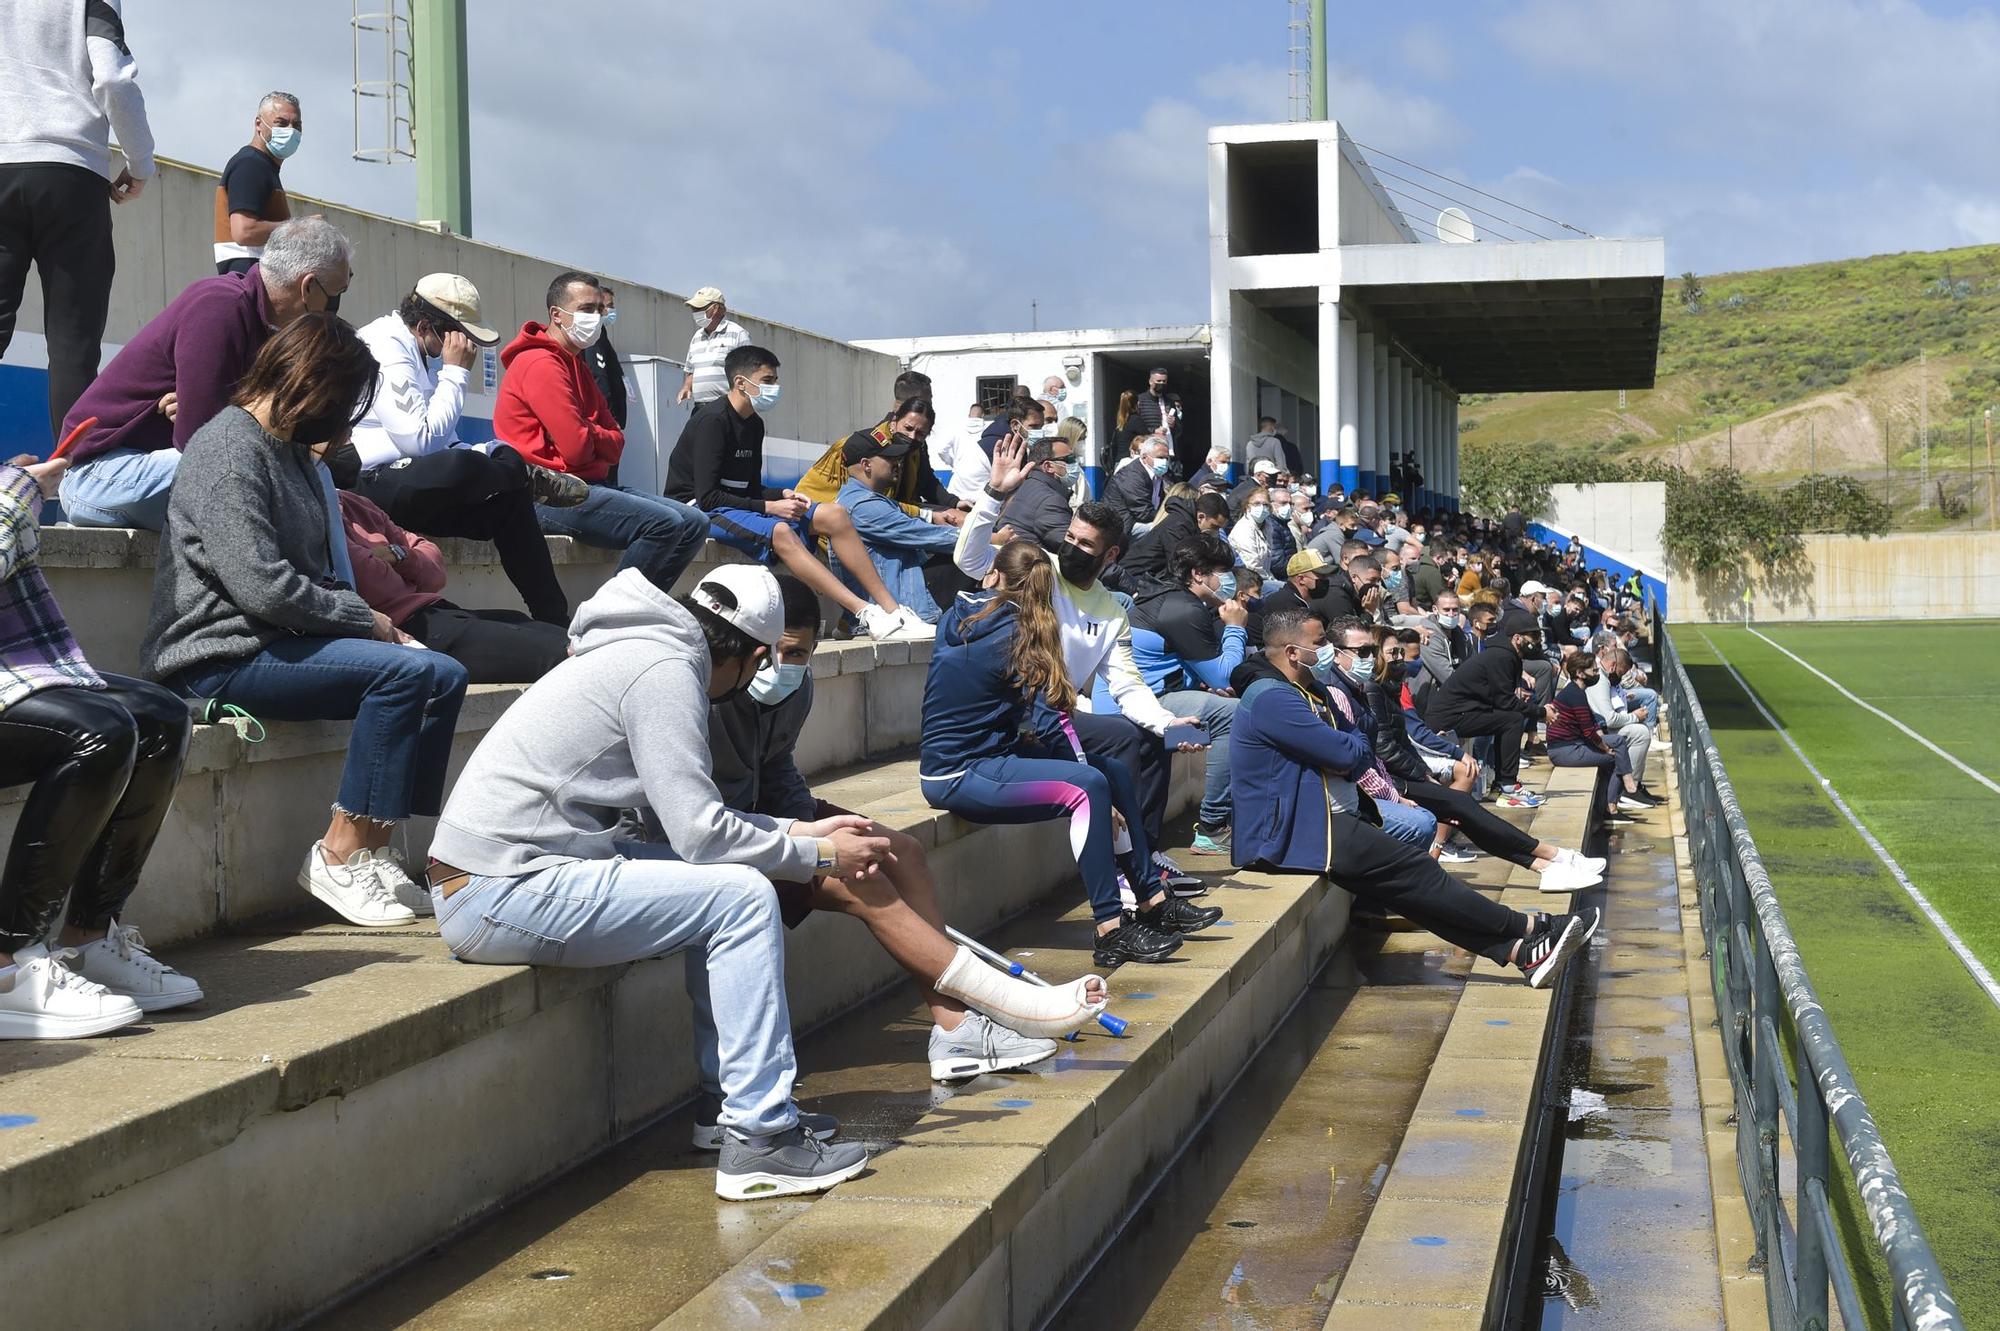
[1536,814,1726,1331]
[1044,935,1470,1331]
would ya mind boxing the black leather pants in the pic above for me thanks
[0,676,191,949]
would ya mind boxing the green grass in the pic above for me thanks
[1676,623,2000,1328]
[1459,242,2000,456]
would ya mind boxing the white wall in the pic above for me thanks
[1547,482,1667,573]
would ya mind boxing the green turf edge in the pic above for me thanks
[1676,627,2000,1331]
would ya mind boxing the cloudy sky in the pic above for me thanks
[124,0,2000,343]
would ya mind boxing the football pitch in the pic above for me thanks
[1676,620,2000,1327]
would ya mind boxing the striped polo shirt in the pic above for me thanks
[685,318,749,403]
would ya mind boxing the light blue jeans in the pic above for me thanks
[1157,688,1237,829]
[59,446,180,530]
[435,840,800,1136]
[1375,798,1439,847]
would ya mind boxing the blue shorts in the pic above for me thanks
[706,502,818,562]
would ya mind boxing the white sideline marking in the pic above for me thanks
[1702,632,2000,1012]
[1747,626,2000,799]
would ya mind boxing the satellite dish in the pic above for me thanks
[1436,207,1477,244]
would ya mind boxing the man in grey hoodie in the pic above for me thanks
[427,563,885,1200]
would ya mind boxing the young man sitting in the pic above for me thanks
[700,576,1095,1085]
[836,430,962,625]
[428,564,882,1200]
[1229,608,1600,989]
[665,344,931,641]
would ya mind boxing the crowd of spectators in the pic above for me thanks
[0,0,1653,1202]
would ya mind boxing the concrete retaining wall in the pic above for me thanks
[1666,529,2000,623]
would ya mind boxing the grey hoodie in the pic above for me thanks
[429,568,818,881]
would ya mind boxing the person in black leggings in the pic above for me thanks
[0,456,199,1040]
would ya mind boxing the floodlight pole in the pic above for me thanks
[1309,0,1327,119]
[413,0,472,235]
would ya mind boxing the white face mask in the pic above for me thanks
[562,309,603,350]
[692,308,715,329]
[1247,505,1269,522]
[747,660,808,705]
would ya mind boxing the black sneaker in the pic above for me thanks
[1151,853,1207,898]
[715,1123,869,1200]
[1138,896,1224,935]
[1093,915,1183,966]
[1517,907,1601,989]
[525,462,590,508]
[1623,787,1665,807]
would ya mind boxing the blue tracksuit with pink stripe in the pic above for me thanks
[920,590,1155,923]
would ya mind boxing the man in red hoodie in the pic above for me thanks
[494,270,708,590]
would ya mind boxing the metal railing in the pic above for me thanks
[1656,611,1963,1331]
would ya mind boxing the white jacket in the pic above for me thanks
[0,0,154,181]
[350,312,472,471]
[1229,513,1272,578]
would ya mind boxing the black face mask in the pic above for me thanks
[1057,542,1103,587]
[320,439,363,489]
[292,411,350,448]
[1304,575,1328,599]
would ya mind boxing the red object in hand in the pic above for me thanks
[50,416,97,461]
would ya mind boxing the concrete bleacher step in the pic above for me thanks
[0,733,1203,1328]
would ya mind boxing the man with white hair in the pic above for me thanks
[1104,433,1172,534]
[214,91,302,274]
[60,215,353,531]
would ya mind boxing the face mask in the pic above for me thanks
[602,308,619,328]
[1405,658,1424,679]
[1214,571,1238,601]
[692,309,713,328]
[311,277,342,315]
[1149,457,1170,478]
[747,660,808,705]
[1027,425,1053,441]
[1047,460,1074,486]
[1344,651,1376,683]
[1056,541,1103,587]
[1308,642,1339,680]
[1298,483,1316,497]
[265,125,300,159]
[1247,505,1268,523]
[1383,569,1406,593]
[562,309,603,350]
[1436,611,1460,628]
[1050,387,1067,403]
[320,439,363,489]
[293,413,351,448]
[745,380,782,412]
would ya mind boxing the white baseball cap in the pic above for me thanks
[1520,580,1551,597]
[685,285,725,309]
[413,273,500,345]
[689,565,784,649]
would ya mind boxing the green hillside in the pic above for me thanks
[1458,243,2000,477]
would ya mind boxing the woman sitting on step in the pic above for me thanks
[144,315,469,931]
[0,454,200,1039]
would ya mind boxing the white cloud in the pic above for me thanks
[1399,24,1457,81]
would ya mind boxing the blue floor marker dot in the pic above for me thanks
[1217,919,1236,926]
[1454,1108,1486,1117]
[1484,1018,1511,1026]
[995,1099,1034,1108]
[1411,1235,1448,1246]
[0,1114,35,1129]
[1122,993,1155,1001]
[774,1282,827,1300]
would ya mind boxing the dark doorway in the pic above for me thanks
[1095,349,1212,486]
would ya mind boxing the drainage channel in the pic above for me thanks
[1526,806,1727,1331]
[1044,929,1469,1331]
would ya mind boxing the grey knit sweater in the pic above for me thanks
[142,406,376,684]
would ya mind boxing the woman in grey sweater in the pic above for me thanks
[143,314,468,928]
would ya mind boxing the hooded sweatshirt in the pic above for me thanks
[430,568,818,881]
[492,321,623,482]
[920,590,1069,780]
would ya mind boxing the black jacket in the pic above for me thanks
[1426,641,1536,724]
[664,396,766,512]
[1128,389,1181,438]
[998,468,1074,553]
[1363,675,1434,785]
[585,332,628,428]
[1103,458,1164,533]
[1312,570,1366,625]
[1121,495,1202,591]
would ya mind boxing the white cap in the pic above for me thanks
[1520,580,1551,597]
[413,273,500,345]
[685,285,725,309]
[1252,458,1279,476]
[689,565,784,649]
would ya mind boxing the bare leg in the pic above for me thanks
[319,809,395,866]
[768,523,871,616]
[810,504,901,612]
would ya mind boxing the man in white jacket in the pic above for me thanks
[349,273,584,625]
[0,0,155,437]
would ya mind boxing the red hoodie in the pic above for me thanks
[493,321,624,481]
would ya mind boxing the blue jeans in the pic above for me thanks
[58,446,180,530]
[1375,798,1439,847]
[1623,686,1659,721]
[1156,688,1236,829]
[435,841,799,1136]
[536,483,708,589]
[171,637,468,822]
[922,750,1153,924]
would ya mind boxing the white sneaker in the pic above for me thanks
[884,608,936,641]
[299,845,418,927]
[1558,849,1607,876]
[74,921,202,1012]
[0,944,144,1039]
[370,848,434,918]
[1537,860,1604,894]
